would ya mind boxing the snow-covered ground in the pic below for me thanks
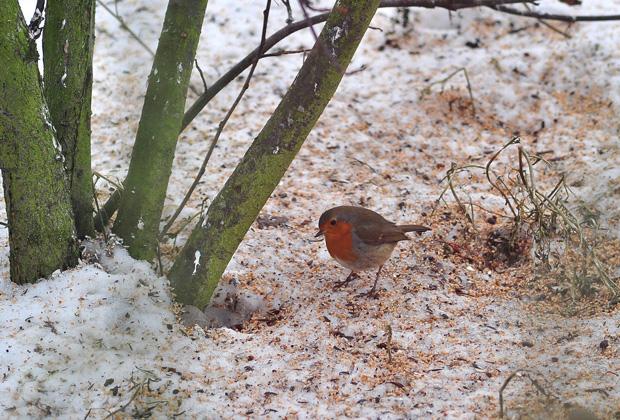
[2,0,619,418]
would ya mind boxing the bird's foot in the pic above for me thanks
[333,272,359,290]
[356,287,380,299]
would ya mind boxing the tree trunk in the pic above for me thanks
[168,0,381,308]
[112,0,208,260]
[0,1,78,284]
[43,0,96,238]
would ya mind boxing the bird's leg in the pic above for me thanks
[361,265,383,298]
[334,271,358,289]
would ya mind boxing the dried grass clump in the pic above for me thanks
[434,136,619,302]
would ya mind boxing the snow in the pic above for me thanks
[2,0,620,417]
[192,250,201,275]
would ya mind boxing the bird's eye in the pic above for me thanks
[330,219,337,225]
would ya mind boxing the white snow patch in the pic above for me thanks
[331,25,343,42]
[177,62,184,84]
[192,250,201,275]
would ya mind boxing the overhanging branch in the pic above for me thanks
[181,0,535,131]
[490,5,620,22]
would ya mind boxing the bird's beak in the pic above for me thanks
[314,229,324,238]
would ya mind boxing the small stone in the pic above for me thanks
[181,305,209,328]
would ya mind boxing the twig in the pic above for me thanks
[447,163,476,226]
[166,210,202,240]
[156,243,164,276]
[462,68,476,117]
[95,0,155,56]
[431,163,485,220]
[97,0,202,95]
[93,171,123,190]
[490,4,620,22]
[384,0,532,8]
[281,0,294,24]
[518,146,538,210]
[93,188,122,232]
[103,384,142,419]
[298,0,321,44]
[345,64,369,76]
[421,67,476,117]
[350,156,378,174]
[92,177,108,241]
[485,136,520,218]
[524,3,572,38]
[159,0,273,240]
[195,59,208,92]
[260,48,313,58]
[536,17,572,37]
[92,171,123,232]
[385,324,393,363]
[299,0,330,13]
[103,369,163,419]
[499,369,555,418]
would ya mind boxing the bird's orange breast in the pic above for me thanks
[324,222,358,263]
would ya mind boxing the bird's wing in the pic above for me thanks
[355,222,409,245]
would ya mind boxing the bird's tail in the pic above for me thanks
[397,224,431,234]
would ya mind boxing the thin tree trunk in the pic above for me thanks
[43,0,96,238]
[168,0,381,308]
[0,1,78,284]
[112,0,208,260]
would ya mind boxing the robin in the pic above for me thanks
[315,205,430,296]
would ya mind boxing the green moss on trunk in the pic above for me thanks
[0,1,78,284]
[112,0,208,260]
[168,0,381,308]
[43,0,96,238]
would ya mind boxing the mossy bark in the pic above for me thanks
[0,1,78,284]
[43,0,96,238]
[168,0,381,308]
[112,0,208,260]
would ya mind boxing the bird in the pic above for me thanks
[315,205,430,297]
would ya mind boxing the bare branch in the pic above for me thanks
[298,0,321,44]
[382,0,532,8]
[261,48,312,58]
[194,59,208,92]
[181,0,535,131]
[491,4,620,22]
[281,0,294,24]
[95,0,155,56]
